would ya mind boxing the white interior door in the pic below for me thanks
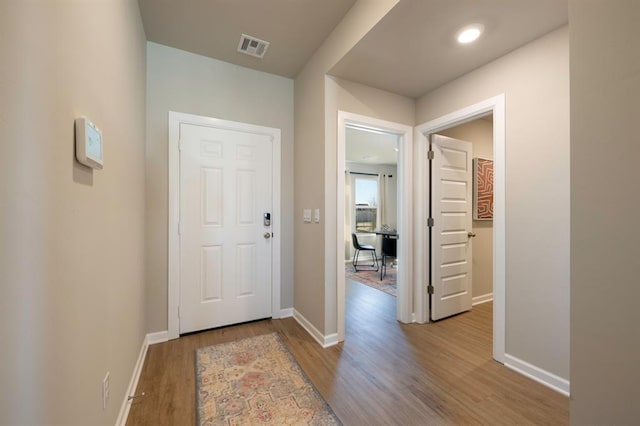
[179,123,273,334]
[430,134,473,320]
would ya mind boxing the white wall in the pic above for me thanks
[0,1,147,424]
[570,0,640,422]
[145,42,294,332]
[416,27,570,381]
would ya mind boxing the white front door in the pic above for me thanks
[179,123,273,334]
[430,135,473,320]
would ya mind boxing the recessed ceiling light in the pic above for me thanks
[456,24,484,44]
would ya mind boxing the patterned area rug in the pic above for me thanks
[345,264,397,297]
[196,333,341,425]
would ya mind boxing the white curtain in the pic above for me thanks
[345,171,352,260]
[377,173,387,228]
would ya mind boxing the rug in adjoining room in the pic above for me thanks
[195,333,342,426]
[345,265,397,297]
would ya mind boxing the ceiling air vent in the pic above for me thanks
[237,34,270,59]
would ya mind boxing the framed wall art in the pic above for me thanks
[473,157,493,220]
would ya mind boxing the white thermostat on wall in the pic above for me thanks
[75,116,103,169]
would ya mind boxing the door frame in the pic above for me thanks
[415,95,506,363]
[167,111,282,340]
[337,111,413,342]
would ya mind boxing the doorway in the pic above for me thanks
[336,111,413,342]
[345,126,400,297]
[167,111,282,339]
[415,95,505,363]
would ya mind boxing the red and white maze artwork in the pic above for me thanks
[474,158,493,220]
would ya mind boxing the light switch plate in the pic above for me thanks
[303,209,312,223]
[314,209,320,223]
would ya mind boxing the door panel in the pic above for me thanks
[179,123,273,334]
[201,245,222,301]
[431,135,473,320]
[202,168,223,225]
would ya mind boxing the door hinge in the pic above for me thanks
[427,150,434,160]
[177,305,180,319]
[178,221,181,235]
[428,285,434,295]
[178,139,183,151]
[427,217,434,227]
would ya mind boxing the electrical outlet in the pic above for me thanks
[103,372,110,410]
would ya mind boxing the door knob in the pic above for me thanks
[264,232,272,239]
[467,231,476,238]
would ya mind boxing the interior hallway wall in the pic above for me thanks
[324,75,414,333]
[438,119,494,300]
[294,0,399,336]
[570,0,640,423]
[0,1,147,424]
[145,42,294,332]
[416,27,570,382]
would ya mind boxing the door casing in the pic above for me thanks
[167,111,282,340]
[415,94,505,363]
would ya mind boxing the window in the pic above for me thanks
[354,177,378,232]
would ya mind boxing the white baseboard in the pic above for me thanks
[323,333,339,347]
[504,354,570,396]
[116,331,169,426]
[146,330,169,345]
[472,293,493,306]
[293,309,339,348]
[274,308,294,319]
[116,335,148,426]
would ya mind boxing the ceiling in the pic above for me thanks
[346,114,493,166]
[137,0,357,78]
[330,0,568,98]
[346,127,399,166]
[137,0,567,98]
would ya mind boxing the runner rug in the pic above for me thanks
[195,333,341,425]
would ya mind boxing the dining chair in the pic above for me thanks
[380,236,397,280]
[351,233,378,271]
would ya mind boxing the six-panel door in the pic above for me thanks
[179,123,273,334]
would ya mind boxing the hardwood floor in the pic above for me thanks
[126,281,568,425]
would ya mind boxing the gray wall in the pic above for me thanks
[570,0,640,423]
[324,75,414,333]
[416,27,570,381]
[145,42,295,332]
[0,0,147,424]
